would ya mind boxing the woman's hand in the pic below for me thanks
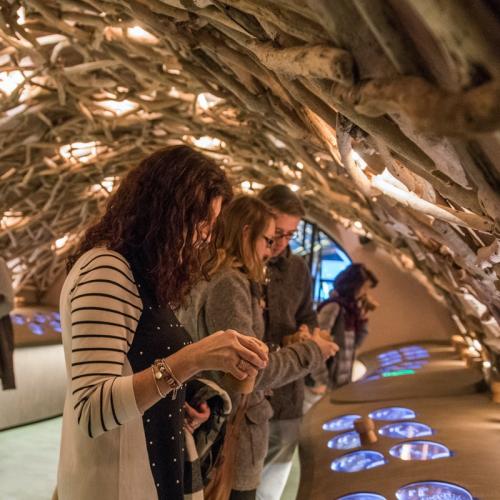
[311,327,339,361]
[184,402,211,434]
[189,330,269,380]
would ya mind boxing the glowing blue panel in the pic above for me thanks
[379,422,433,439]
[337,494,386,500]
[28,322,45,335]
[378,350,400,358]
[327,431,361,450]
[50,320,62,333]
[331,451,387,473]
[52,312,61,321]
[12,314,26,325]
[396,481,473,500]
[323,414,361,432]
[380,357,402,367]
[400,345,426,353]
[369,407,416,421]
[34,313,47,323]
[389,440,452,461]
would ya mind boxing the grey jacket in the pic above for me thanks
[264,248,318,420]
[177,266,323,491]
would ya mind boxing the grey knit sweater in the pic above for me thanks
[264,249,319,420]
[177,266,323,491]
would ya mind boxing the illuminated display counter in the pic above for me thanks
[298,342,496,500]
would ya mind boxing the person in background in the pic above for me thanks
[317,263,378,388]
[0,256,15,390]
[256,185,318,500]
[56,146,268,500]
[177,195,337,500]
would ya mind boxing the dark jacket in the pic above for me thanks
[264,248,318,420]
[177,266,323,490]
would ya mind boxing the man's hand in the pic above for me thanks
[184,402,211,434]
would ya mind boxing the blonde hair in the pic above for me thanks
[209,195,275,283]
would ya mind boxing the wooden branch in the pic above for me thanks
[330,77,500,135]
[245,41,354,84]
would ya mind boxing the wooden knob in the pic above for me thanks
[354,417,378,445]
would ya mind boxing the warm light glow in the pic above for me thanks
[472,339,483,351]
[97,99,138,116]
[0,71,25,96]
[289,184,300,192]
[127,26,159,44]
[7,257,26,290]
[353,220,363,229]
[89,176,117,195]
[266,133,286,149]
[17,6,26,25]
[51,233,78,254]
[296,161,304,170]
[375,168,408,192]
[59,141,99,163]
[483,361,492,369]
[1,211,23,230]
[168,87,180,98]
[54,235,69,250]
[241,181,252,191]
[197,92,223,111]
[191,136,224,150]
[351,150,367,171]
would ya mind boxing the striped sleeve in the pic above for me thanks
[69,251,143,438]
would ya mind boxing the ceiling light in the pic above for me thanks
[59,141,99,163]
[351,150,367,171]
[126,26,159,44]
[197,92,223,110]
[0,71,25,96]
[289,184,300,192]
[97,99,137,116]
[1,211,24,229]
[191,136,223,150]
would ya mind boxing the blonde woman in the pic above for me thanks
[178,195,338,500]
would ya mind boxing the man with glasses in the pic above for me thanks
[257,185,318,500]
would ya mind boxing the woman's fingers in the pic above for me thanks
[233,333,268,367]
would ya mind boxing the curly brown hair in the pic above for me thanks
[68,145,232,307]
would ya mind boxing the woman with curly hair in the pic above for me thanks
[56,146,268,500]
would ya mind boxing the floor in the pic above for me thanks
[0,417,299,500]
[0,417,60,500]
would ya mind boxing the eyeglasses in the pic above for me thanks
[274,230,297,242]
[262,235,275,248]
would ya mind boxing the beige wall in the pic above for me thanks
[330,224,458,354]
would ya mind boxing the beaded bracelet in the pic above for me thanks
[152,358,182,400]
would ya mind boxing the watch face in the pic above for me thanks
[331,450,387,473]
[322,414,361,432]
[396,481,474,500]
[389,441,452,461]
